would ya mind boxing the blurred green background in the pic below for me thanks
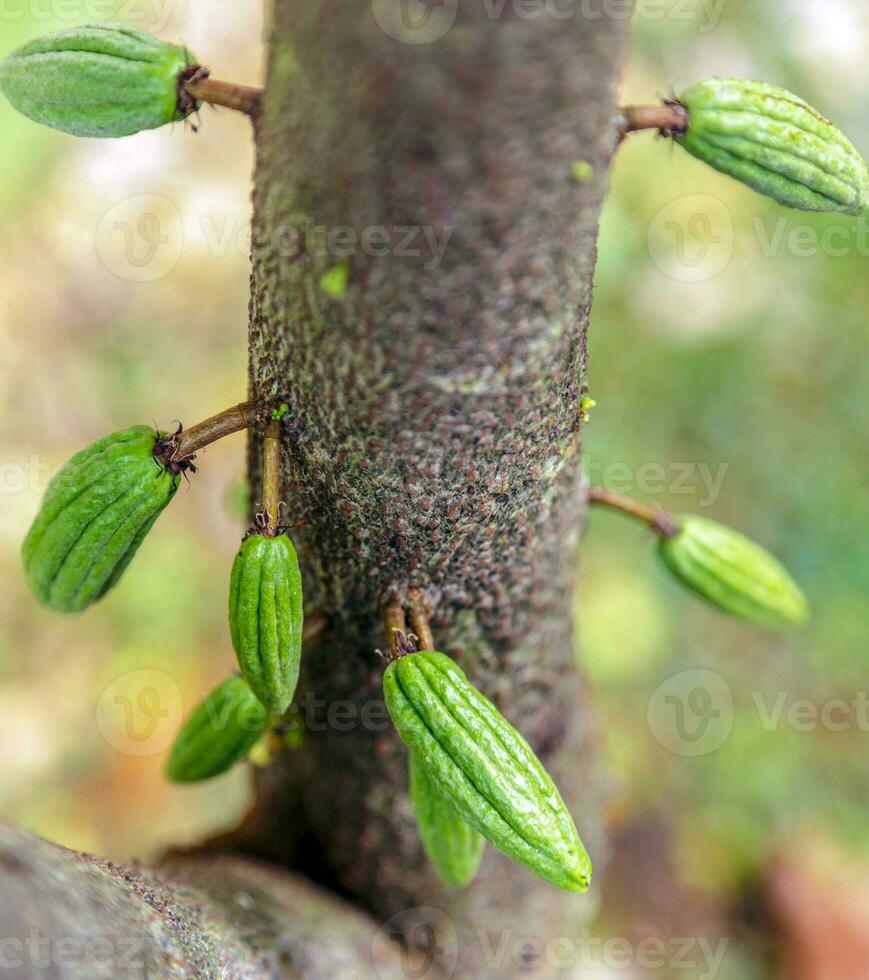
[1,1,867,976]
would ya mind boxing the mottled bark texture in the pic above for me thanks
[0,822,411,979]
[0,5,625,977]
[242,2,627,977]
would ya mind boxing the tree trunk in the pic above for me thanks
[242,2,626,976]
[0,4,626,977]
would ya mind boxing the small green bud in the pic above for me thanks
[675,77,869,214]
[658,514,810,628]
[319,261,350,299]
[0,24,199,138]
[166,676,269,783]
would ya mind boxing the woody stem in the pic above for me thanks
[588,485,679,538]
[169,402,257,460]
[261,422,283,534]
[185,74,263,117]
[407,589,435,652]
[382,597,407,661]
[616,102,689,141]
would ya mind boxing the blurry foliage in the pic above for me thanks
[582,1,869,971]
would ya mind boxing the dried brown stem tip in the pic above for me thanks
[587,485,679,538]
[407,589,435,652]
[155,402,256,474]
[181,67,263,118]
[382,597,409,662]
[616,102,690,142]
[260,422,283,534]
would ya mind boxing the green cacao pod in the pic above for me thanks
[166,676,269,783]
[658,515,809,628]
[409,752,485,888]
[0,24,199,138]
[384,650,591,893]
[228,532,304,713]
[675,77,869,214]
[22,426,179,613]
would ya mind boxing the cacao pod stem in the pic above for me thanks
[181,67,263,118]
[153,401,257,474]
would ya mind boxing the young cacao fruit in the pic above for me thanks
[658,514,809,627]
[228,532,303,713]
[409,751,485,888]
[384,650,591,893]
[166,675,269,783]
[22,426,179,613]
[0,24,199,139]
[675,77,869,214]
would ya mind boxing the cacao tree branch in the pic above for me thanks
[239,3,628,976]
[0,821,415,979]
[260,421,283,533]
[616,101,689,141]
[588,484,679,537]
[183,69,263,118]
[157,401,257,465]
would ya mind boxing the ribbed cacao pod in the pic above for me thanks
[675,77,869,214]
[384,650,591,893]
[409,751,485,888]
[22,426,179,613]
[658,514,809,628]
[166,675,269,783]
[228,532,303,713]
[0,24,199,138]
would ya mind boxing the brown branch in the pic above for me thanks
[184,68,263,118]
[407,589,435,652]
[588,484,679,538]
[381,595,407,661]
[616,102,689,142]
[171,402,256,459]
[261,421,282,533]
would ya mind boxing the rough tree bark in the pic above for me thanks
[240,2,626,976]
[0,3,626,978]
